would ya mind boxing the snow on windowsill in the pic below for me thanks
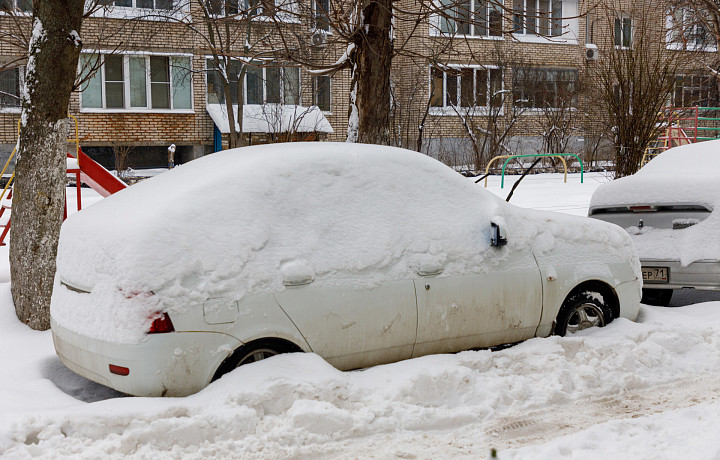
[207,103,334,134]
[510,33,578,45]
[430,107,503,117]
[79,108,195,114]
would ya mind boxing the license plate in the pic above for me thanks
[642,266,669,283]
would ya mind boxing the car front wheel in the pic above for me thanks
[554,291,613,336]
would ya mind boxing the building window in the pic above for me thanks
[207,60,300,105]
[512,68,577,109]
[614,16,632,48]
[205,0,266,17]
[80,54,192,110]
[430,66,503,109]
[313,0,329,31]
[674,74,719,107]
[439,0,502,37]
[312,75,331,111]
[112,0,173,9]
[513,0,562,36]
[0,0,31,12]
[0,67,21,109]
[669,8,714,49]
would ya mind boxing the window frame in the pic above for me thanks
[312,75,331,112]
[512,0,563,38]
[205,58,301,106]
[667,7,717,51]
[614,15,632,49]
[111,0,174,10]
[0,66,22,112]
[512,67,578,111]
[0,0,31,13]
[429,64,504,116]
[312,0,330,32]
[80,53,194,113]
[673,74,719,108]
[434,0,504,39]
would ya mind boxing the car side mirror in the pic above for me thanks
[491,222,508,247]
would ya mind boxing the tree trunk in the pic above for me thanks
[10,1,84,330]
[348,0,393,145]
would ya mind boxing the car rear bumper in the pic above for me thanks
[640,259,720,290]
[51,318,241,397]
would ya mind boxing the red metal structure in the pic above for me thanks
[0,117,128,246]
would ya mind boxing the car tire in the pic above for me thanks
[554,291,613,336]
[641,288,672,307]
[212,340,298,381]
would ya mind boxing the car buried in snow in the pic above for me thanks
[51,143,641,397]
[589,140,720,306]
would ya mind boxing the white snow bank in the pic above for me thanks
[206,103,333,134]
[52,143,504,343]
[7,302,720,458]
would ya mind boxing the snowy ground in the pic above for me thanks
[2,172,720,459]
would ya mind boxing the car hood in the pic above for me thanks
[500,202,641,283]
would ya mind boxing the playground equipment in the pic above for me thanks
[483,153,584,189]
[642,106,720,166]
[0,115,127,246]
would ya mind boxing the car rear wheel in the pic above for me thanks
[234,346,280,368]
[641,288,672,307]
[212,339,300,382]
[555,291,613,336]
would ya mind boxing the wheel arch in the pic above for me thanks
[562,280,620,319]
[211,337,304,382]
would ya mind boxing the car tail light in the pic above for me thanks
[629,206,656,212]
[148,312,175,334]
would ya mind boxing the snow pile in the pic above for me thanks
[52,143,503,342]
[6,302,720,458]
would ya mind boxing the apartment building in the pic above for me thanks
[0,0,715,170]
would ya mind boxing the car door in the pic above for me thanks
[412,249,543,357]
[273,280,418,370]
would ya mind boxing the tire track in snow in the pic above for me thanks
[485,373,720,452]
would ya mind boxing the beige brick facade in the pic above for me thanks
[0,0,708,168]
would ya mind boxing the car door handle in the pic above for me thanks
[417,265,443,277]
[283,274,314,286]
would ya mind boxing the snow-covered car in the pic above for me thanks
[51,143,641,397]
[589,140,720,306]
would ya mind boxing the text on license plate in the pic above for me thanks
[642,266,669,283]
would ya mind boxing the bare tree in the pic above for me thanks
[271,0,573,145]
[586,1,683,177]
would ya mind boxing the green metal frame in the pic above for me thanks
[697,107,720,141]
[500,154,584,189]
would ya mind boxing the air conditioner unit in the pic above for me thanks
[585,44,599,61]
[311,31,327,47]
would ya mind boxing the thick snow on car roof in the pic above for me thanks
[52,143,503,342]
[590,139,720,210]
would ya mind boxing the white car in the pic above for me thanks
[589,140,720,306]
[51,143,641,397]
